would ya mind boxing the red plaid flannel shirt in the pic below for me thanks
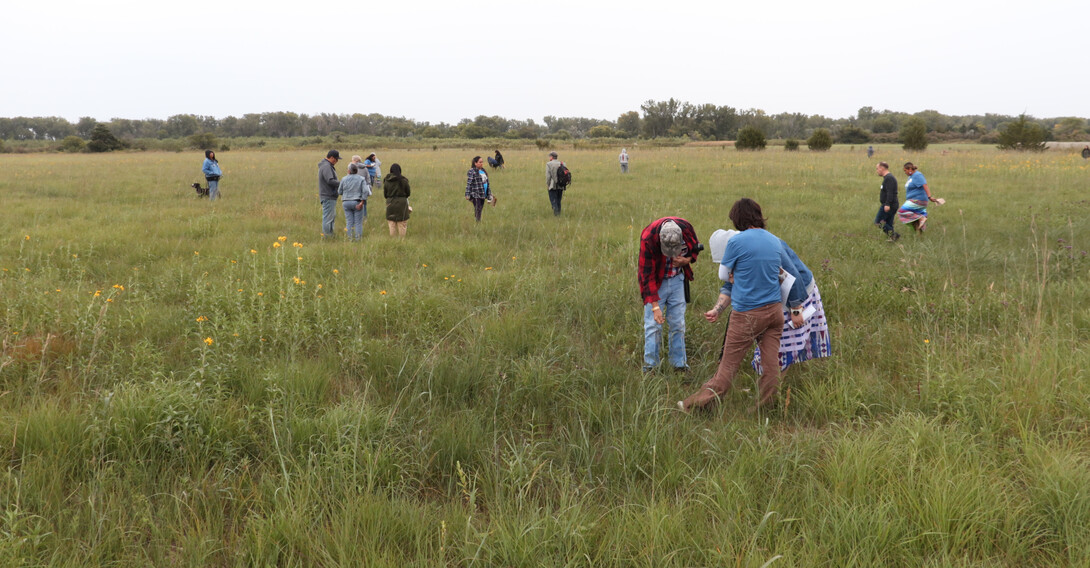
[637,217,699,304]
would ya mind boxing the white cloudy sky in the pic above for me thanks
[2,0,1086,123]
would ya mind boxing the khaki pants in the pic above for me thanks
[388,220,407,236]
[682,302,784,411]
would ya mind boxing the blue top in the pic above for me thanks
[363,158,379,177]
[338,173,372,201]
[202,158,222,178]
[779,240,813,308]
[719,228,791,312]
[905,171,928,202]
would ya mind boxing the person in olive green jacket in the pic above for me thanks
[383,163,411,236]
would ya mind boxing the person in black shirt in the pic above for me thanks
[875,162,900,241]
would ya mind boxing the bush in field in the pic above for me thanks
[87,124,124,152]
[997,114,1048,152]
[900,117,929,151]
[59,136,86,153]
[187,132,219,150]
[735,125,766,150]
[784,139,800,151]
[836,125,871,144]
[588,125,617,138]
[534,139,549,149]
[807,128,833,151]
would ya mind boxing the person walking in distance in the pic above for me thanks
[545,151,566,216]
[874,162,901,241]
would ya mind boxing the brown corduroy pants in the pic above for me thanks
[682,302,784,411]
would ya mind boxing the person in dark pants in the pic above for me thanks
[465,156,490,223]
[874,162,900,241]
[545,151,565,216]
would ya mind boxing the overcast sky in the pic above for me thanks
[3,0,1086,124]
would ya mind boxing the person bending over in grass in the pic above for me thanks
[897,162,944,233]
[638,217,701,374]
[679,198,792,413]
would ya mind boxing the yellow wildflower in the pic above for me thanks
[204,337,214,346]
[273,242,281,248]
[278,236,287,242]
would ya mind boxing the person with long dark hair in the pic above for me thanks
[897,162,943,232]
[201,150,222,201]
[384,163,411,236]
[465,156,490,223]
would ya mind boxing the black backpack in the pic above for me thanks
[556,162,572,188]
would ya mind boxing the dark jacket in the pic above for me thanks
[880,173,898,207]
[384,174,411,222]
[318,159,340,199]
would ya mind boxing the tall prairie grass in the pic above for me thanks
[1,145,1088,565]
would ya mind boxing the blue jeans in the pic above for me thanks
[321,198,338,237]
[643,273,687,371]
[208,179,219,201]
[343,200,366,239]
[874,205,898,237]
[548,189,563,216]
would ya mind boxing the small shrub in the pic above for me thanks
[735,126,767,150]
[59,136,86,153]
[219,143,230,152]
[534,139,549,150]
[900,118,929,151]
[784,139,800,151]
[807,129,833,151]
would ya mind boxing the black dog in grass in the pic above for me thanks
[191,182,210,197]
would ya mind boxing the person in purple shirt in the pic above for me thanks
[679,198,791,413]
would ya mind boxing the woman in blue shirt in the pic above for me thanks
[896,162,943,232]
[201,150,222,201]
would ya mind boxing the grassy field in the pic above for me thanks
[2,144,1089,566]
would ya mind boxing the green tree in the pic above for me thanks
[836,125,871,144]
[807,128,833,151]
[187,132,219,150]
[996,114,1048,151]
[616,111,640,137]
[87,124,124,152]
[900,117,928,151]
[587,125,616,138]
[1052,117,1087,141]
[784,139,800,151]
[735,125,766,150]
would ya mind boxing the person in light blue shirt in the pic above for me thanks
[680,198,789,413]
[896,162,942,232]
[363,153,381,189]
[201,150,222,201]
[338,163,372,240]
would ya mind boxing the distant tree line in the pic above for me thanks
[2,102,1087,147]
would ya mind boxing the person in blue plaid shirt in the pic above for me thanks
[465,156,491,222]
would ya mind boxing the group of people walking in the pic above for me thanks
[639,199,832,414]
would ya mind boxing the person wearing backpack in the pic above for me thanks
[545,151,569,216]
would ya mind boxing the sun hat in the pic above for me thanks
[708,229,739,264]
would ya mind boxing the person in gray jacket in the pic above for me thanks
[339,163,372,241]
[318,150,341,238]
[545,151,564,216]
